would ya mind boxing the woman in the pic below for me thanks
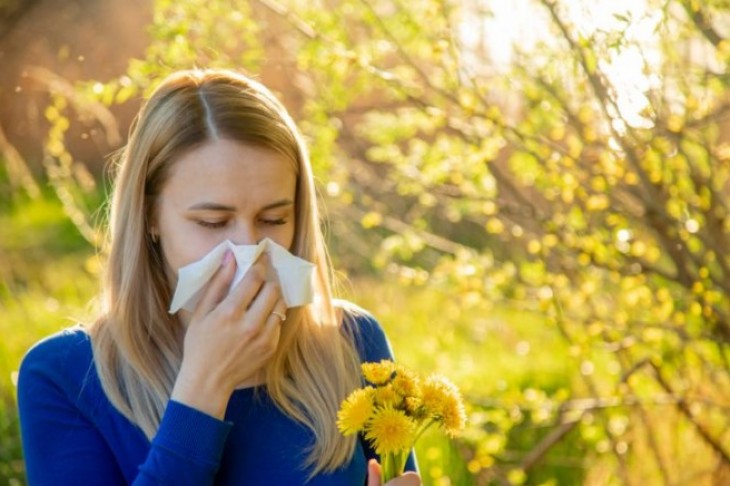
[18,69,420,485]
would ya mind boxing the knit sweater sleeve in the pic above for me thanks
[17,329,232,486]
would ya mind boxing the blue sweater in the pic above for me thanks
[17,311,416,485]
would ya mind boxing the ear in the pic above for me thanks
[148,214,159,242]
[147,200,160,243]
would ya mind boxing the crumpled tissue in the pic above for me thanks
[168,238,315,313]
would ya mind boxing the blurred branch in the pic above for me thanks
[538,0,719,309]
[0,119,40,198]
[23,67,109,248]
[469,393,730,414]
[650,361,730,467]
[338,203,467,255]
[519,414,581,472]
[672,138,730,293]
[680,0,724,47]
[0,0,41,42]
[685,102,730,130]
[552,290,648,483]
[253,0,316,39]
[24,66,122,147]
[617,354,671,485]
[356,0,461,108]
[539,1,683,230]
[41,153,101,247]
[532,75,585,134]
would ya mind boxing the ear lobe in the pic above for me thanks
[149,222,160,243]
[147,198,160,242]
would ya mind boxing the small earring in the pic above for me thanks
[150,232,159,244]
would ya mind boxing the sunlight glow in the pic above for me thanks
[459,0,661,128]
[616,228,633,242]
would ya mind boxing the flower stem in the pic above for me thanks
[413,419,436,443]
[381,450,409,482]
[382,453,394,483]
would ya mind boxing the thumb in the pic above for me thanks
[367,459,382,486]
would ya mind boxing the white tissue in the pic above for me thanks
[168,238,315,313]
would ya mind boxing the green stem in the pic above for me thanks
[394,450,408,477]
[382,453,393,483]
[380,420,436,483]
[382,450,409,482]
[413,419,436,444]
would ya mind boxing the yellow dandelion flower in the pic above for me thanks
[365,406,416,455]
[441,394,467,436]
[362,360,396,385]
[337,387,375,435]
[421,374,462,421]
[404,396,423,416]
[374,384,402,407]
[421,376,448,417]
[392,366,420,398]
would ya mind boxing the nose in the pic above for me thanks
[229,221,259,246]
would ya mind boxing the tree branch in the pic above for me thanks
[680,1,724,47]
[25,66,122,147]
[650,362,730,468]
[0,119,40,198]
[520,416,581,472]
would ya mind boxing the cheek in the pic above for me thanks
[157,219,218,272]
[268,223,296,252]
[159,238,210,273]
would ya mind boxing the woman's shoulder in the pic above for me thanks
[19,325,94,386]
[334,299,395,363]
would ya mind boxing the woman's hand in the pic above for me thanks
[367,459,422,486]
[171,250,286,419]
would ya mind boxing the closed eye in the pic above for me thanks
[197,220,228,229]
[260,218,287,226]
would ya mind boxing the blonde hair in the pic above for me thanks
[89,69,361,474]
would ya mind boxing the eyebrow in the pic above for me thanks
[188,199,295,211]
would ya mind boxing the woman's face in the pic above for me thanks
[153,138,297,283]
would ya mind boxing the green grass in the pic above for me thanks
[350,279,572,395]
[0,191,99,485]
[0,269,98,485]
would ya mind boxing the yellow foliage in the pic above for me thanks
[360,211,383,229]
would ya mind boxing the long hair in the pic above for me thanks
[89,69,361,474]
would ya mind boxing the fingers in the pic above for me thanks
[217,256,268,318]
[260,254,286,325]
[193,250,237,318]
[368,459,382,486]
[245,280,282,328]
[367,459,421,486]
[388,472,421,486]
[268,307,287,325]
[195,251,283,331]
[263,253,279,283]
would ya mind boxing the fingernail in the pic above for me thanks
[222,250,233,267]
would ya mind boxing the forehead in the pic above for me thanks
[161,138,297,207]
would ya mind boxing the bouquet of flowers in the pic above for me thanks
[337,359,467,482]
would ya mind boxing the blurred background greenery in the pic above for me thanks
[1,0,730,484]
